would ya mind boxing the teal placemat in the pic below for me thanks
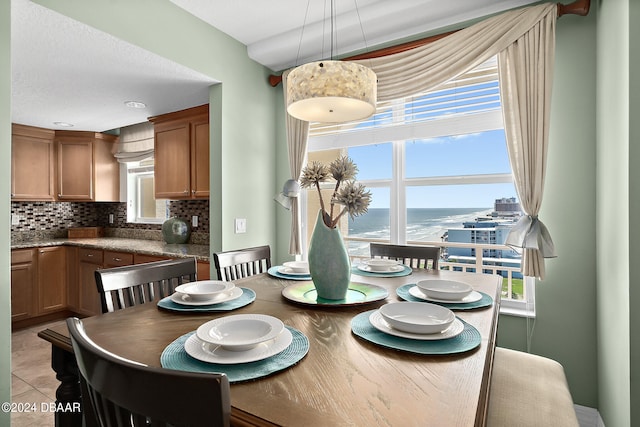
[160,326,309,383]
[396,284,493,310]
[350,265,412,277]
[157,288,256,312]
[267,266,311,281]
[351,310,481,355]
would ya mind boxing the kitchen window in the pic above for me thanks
[125,159,169,224]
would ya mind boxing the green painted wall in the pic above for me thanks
[496,11,599,407]
[596,0,630,424]
[629,1,640,423]
[33,0,278,255]
[0,1,11,425]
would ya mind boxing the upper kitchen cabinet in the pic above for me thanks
[11,124,56,201]
[55,130,119,201]
[149,104,209,199]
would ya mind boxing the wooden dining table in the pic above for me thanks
[39,268,501,427]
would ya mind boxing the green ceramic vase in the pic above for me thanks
[308,210,351,300]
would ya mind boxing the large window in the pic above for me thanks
[304,57,532,314]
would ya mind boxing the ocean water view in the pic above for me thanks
[347,207,493,256]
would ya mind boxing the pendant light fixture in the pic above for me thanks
[286,0,377,123]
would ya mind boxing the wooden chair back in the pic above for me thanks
[94,258,197,313]
[369,243,441,269]
[213,245,271,281]
[66,317,231,427]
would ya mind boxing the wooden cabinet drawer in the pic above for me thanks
[12,248,35,264]
[78,248,103,264]
[134,253,171,264]
[103,250,134,268]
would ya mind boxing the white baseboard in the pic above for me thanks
[575,405,604,427]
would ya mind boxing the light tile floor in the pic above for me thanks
[11,320,66,427]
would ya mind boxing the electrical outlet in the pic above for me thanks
[192,216,198,227]
[234,218,247,234]
[109,214,114,224]
[11,214,20,226]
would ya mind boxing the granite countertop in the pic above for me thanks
[11,237,211,262]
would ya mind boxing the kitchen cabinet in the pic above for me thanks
[56,130,119,201]
[36,246,67,314]
[76,248,104,316]
[11,124,56,201]
[150,104,209,199]
[11,249,35,322]
[11,247,67,325]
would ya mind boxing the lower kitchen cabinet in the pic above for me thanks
[11,247,67,326]
[76,248,104,317]
[36,246,67,314]
[11,249,35,322]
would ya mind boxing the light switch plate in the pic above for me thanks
[192,216,198,227]
[235,218,247,234]
[11,214,19,226]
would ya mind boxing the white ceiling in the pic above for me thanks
[11,0,537,133]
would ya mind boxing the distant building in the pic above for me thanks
[445,198,522,278]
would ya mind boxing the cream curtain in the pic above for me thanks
[353,2,557,279]
[499,11,557,279]
[282,69,310,255]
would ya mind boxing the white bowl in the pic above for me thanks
[379,302,455,334]
[174,280,235,302]
[196,314,285,351]
[416,279,473,301]
[363,258,399,272]
[282,261,310,274]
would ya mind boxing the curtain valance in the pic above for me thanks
[113,121,154,163]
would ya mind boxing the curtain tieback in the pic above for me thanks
[505,214,557,258]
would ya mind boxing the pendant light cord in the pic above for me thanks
[294,0,313,67]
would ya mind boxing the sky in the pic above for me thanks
[348,129,518,209]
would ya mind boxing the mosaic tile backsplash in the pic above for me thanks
[11,200,210,245]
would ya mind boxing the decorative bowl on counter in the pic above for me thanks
[162,217,191,244]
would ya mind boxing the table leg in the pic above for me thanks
[50,345,83,427]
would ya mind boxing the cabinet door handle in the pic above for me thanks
[87,254,93,257]
[113,257,122,262]
[183,190,189,194]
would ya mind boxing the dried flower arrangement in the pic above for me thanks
[299,156,372,228]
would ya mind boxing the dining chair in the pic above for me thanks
[369,243,441,269]
[213,245,271,281]
[487,347,579,426]
[66,317,231,427]
[94,257,197,313]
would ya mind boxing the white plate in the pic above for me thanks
[184,328,293,364]
[409,286,483,304]
[277,266,311,276]
[170,287,243,306]
[369,310,464,340]
[196,314,284,350]
[357,264,405,273]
